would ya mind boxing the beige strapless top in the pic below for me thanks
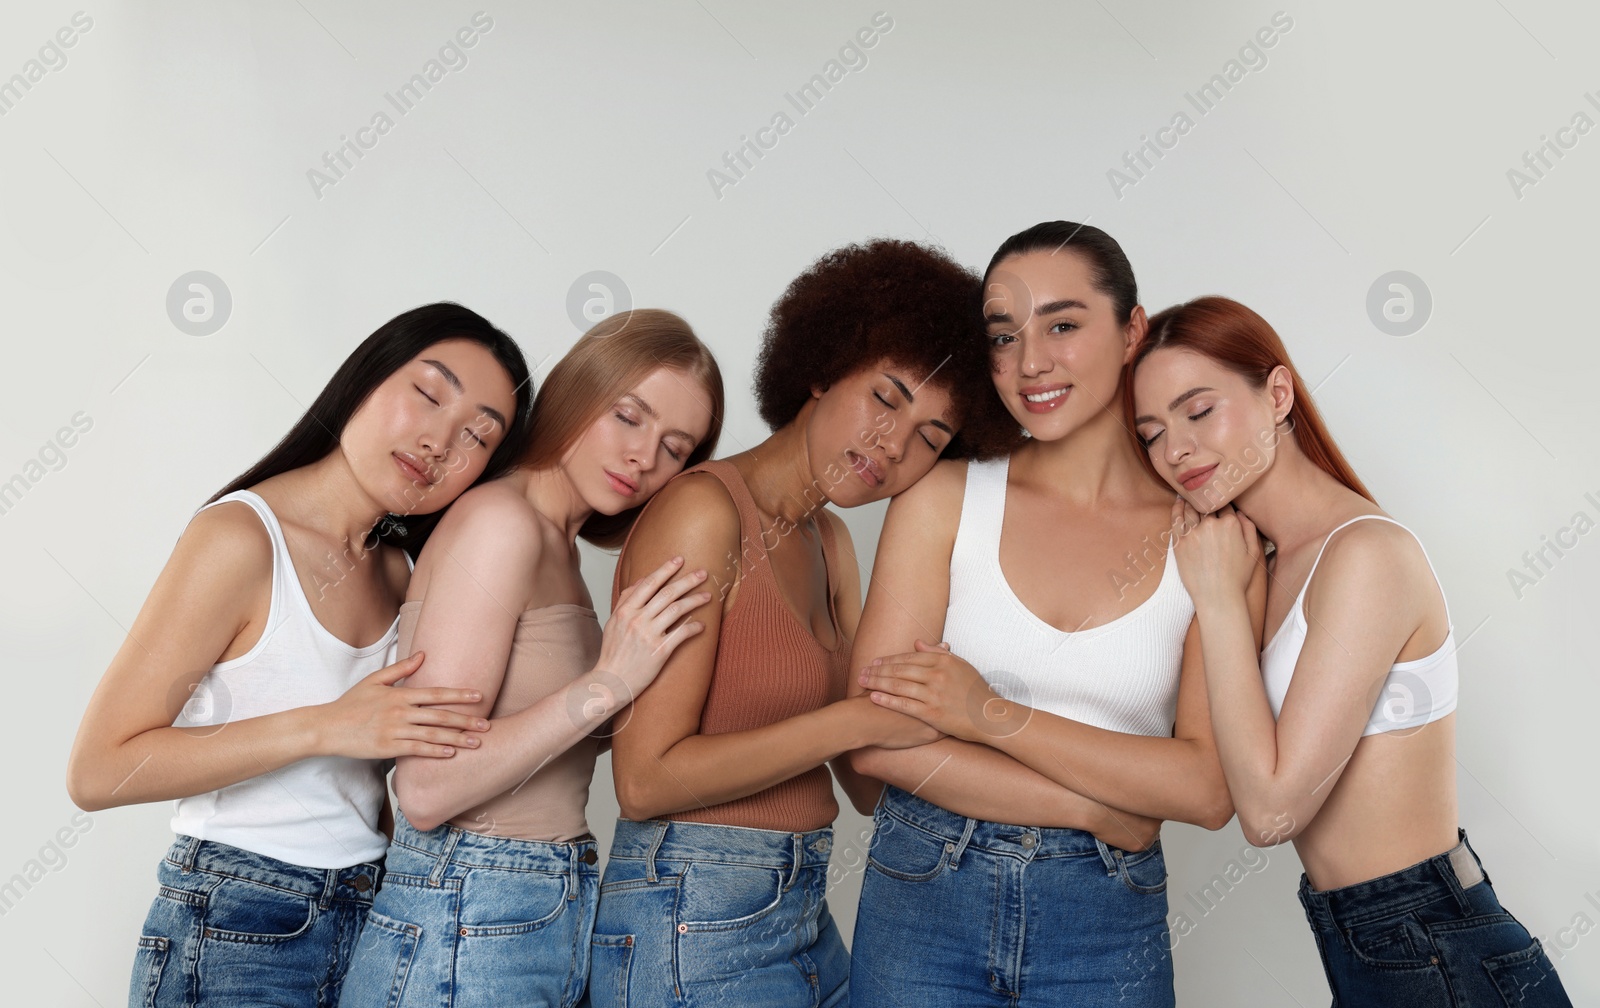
[398,599,602,842]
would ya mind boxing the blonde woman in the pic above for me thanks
[338,311,725,1008]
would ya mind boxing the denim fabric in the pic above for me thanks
[585,817,849,1008]
[129,835,381,1008]
[338,813,599,1008]
[848,787,1174,1008]
[1299,829,1572,1006]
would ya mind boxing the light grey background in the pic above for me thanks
[4,1,1597,1003]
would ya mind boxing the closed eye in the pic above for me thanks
[415,384,439,406]
[1189,406,1214,422]
[1138,428,1164,448]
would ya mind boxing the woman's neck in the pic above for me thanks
[729,407,832,528]
[1012,407,1157,504]
[260,456,389,551]
[518,465,597,543]
[1232,441,1373,554]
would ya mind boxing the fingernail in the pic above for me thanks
[468,692,482,701]
[476,720,489,730]
[672,555,684,564]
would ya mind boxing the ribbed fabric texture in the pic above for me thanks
[942,457,1193,738]
[613,459,850,832]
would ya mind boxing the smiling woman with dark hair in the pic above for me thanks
[585,238,1014,1008]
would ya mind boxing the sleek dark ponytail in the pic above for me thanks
[209,302,534,556]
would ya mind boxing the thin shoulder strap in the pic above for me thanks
[1298,514,1451,623]
[1300,515,1394,595]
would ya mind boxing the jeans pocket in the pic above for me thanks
[341,911,421,1008]
[458,869,568,935]
[1114,840,1169,895]
[1484,938,1570,1006]
[587,934,634,1008]
[1342,913,1435,970]
[865,817,952,884]
[677,862,785,931]
[129,936,168,1008]
[202,878,317,944]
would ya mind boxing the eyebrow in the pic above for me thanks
[623,393,698,448]
[423,358,508,430]
[1133,386,1215,425]
[984,298,1090,324]
[883,373,955,435]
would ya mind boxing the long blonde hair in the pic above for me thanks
[522,309,724,548]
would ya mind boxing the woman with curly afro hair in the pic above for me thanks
[586,239,1016,1008]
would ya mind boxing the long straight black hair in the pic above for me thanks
[209,302,534,556]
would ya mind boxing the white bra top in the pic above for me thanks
[942,456,1194,737]
[1260,514,1459,737]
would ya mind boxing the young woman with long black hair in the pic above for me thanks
[1129,295,1571,1006]
[68,303,534,1007]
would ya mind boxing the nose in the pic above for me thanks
[1018,330,1049,379]
[877,425,906,465]
[625,428,655,472]
[1163,428,1192,467]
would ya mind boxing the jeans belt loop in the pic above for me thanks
[427,826,463,887]
[782,834,805,892]
[1448,841,1485,892]
[320,866,339,906]
[644,820,668,884]
[948,817,979,871]
[176,835,202,873]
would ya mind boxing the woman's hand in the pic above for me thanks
[846,695,944,749]
[597,556,712,704]
[858,640,1022,744]
[1094,805,1164,852]
[1170,499,1261,608]
[314,652,490,759]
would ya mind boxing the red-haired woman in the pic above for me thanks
[1129,295,1571,1006]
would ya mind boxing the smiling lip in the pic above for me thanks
[604,469,638,497]
[846,450,884,489]
[394,452,434,486]
[1019,384,1071,414]
[1177,464,1218,492]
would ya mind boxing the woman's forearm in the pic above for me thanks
[395,667,622,830]
[1192,595,1299,841]
[67,707,322,811]
[615,698,881,821]
[984,708,1232,829]
[849,738,1123,834]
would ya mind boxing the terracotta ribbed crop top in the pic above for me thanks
[612,459,853,833]
[397,599,602,842]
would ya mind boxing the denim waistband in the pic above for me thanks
[164,834,382,901]
[609,817,835,883]
[391,812,598,880]
[1299,829,1491,927]
[879,786,1128,870]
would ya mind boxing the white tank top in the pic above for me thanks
[1260,514,1458,736]
[169,490,406,868]
[942,457,1193,737]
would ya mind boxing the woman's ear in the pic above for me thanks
[1121,306,1149,364]
[811,384,828,400]
[1268,364,1295,423]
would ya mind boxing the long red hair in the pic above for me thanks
[1124,295,1375,502]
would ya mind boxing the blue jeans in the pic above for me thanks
[1299,829,1572,1006]
[338,814,600,1008]
[586,817,849,1008]
[849,787,1174,1007]
[130,835,381,1007]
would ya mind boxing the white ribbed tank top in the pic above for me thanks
[169,490,405,868]
[942,457,1193,737]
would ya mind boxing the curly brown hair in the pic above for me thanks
[753,239,1021,459]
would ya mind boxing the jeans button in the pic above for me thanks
[579,849,598,865]
[1020,835,1036,849]
[348,875,372,892]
